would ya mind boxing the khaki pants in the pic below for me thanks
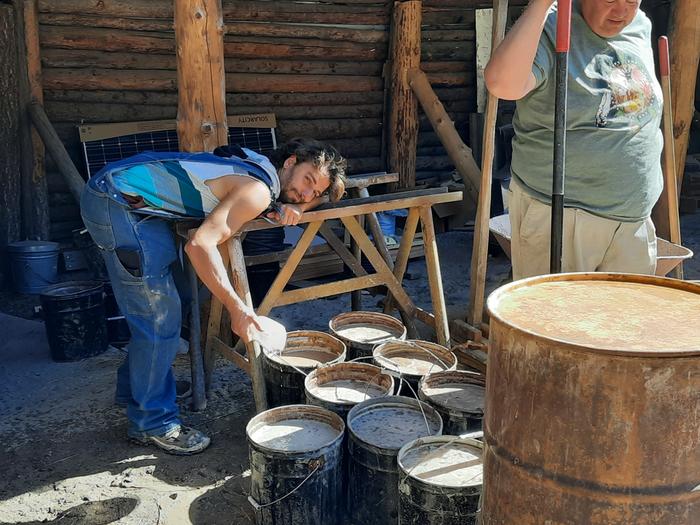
[508,180,657,280]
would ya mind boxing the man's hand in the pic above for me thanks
[266,204,304,226]
[229,304,263,344]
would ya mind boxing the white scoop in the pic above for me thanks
[249,316,287,354]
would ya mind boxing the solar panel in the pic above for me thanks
[78,114,277,177]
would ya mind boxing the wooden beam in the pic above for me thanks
[468,0,508,329]
[408,67,480,206]
[419,206,450,346]
[669,0,700,187]
[386,0,422,190]
[20,0,49,239]
[174,0,228,152]
[28,103,84,204]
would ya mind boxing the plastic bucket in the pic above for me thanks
[40,280,108,362]
[7,241,60,294]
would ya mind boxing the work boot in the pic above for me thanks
[133,425,211,455]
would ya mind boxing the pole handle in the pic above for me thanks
[658,35,670,77]
[555,0,573,52]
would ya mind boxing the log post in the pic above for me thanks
[669,0,700,187]
[0,4,22,256]
[174,0,228,152]
[408,68,481,206]
[386,0,422,190]
[18,0,50,240]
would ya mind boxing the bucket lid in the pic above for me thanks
[398,436,482,488]
[40,280,104,299]
[347,396,442,451]
[487,273,700,356]
[246,405,344,453]
[7,240,60,253]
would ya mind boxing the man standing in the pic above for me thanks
[485,0,662,279]
[81,138,346,454]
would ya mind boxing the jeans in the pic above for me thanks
[80,182,182,438]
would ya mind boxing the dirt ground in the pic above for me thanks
[1,213,699,525]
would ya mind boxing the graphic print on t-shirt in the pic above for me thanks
[588,50,659,129]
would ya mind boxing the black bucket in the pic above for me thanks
[418,371,486,434]
[40,281,108,362]
[346,396,443,525]
[397,436,483,525]
[262,331,346,408]
[247,404,345,525]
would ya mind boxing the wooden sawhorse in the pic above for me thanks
[182,187,463,413]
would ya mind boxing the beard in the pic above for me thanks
[279,185,303,204]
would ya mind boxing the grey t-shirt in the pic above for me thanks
[510,0,663,221]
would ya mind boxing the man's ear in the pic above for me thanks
[283,155,297,169]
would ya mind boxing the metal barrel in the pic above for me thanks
[418,370,485,434]
[329,311,407,360]
[262,330,346,408]
[246,404,345,525]
[483,273,700,525]
[373,340,457,396]
[304,362,395,421]
[398,436,483,525]
[346,396,443,525]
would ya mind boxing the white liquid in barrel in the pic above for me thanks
[401,442,482,487]
[423,383,485,413]
[335,323,399,344]
[312,379,388,404]
[250,418,340,452]
[269,348,338,368]
[351,407,439,450]
[380,354,450,376]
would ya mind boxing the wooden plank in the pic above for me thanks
[345,172,398,189]
[383,206,420,317]
[210,336,251,375]
[227,237,267,413]
[419,205,450,346]
[318,223,368,278]
[274,274,388,307]
[468,0,508,329]
[242,190,462,232]
[257,221,323,316]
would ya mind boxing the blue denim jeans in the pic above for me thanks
[81,182,182,438]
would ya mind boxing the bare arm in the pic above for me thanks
[184,179,271,342]
[484,0,554,100]
[265,196,329,226]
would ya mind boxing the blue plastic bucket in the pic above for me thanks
[7,241,60,294]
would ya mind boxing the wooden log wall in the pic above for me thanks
[36,0,519,241]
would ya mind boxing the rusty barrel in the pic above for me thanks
[247,405,345,525]
[262,331,346,408]
[373,340,457,396]
[329,311,407,360]
[398,436,483,525]
[305,362,395,420]
[483,273,700,525]
[418,370,485,434]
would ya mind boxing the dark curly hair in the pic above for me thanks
[269,138,347,202]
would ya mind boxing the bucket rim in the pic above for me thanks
[304,362,395,407]
[328,311,407,349]
[246,404,345,455]
[397,435,483,489]
[262,330,347,370]
[418,370,486,417]
[373,340,457,379]
[487,272,700,357]
[347,395,443,452]
[40,280,104,299]
[7,240,61,253]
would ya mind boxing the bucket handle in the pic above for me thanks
[248,460,322,512]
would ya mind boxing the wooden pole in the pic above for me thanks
[174,0,228,152]
[655,36,683,279]
[0,4,22,255]
[19,0,50,240]
[409,67,481,206]
[467,0,508,328]
[386,0,422,190]
[669,0,700,188]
